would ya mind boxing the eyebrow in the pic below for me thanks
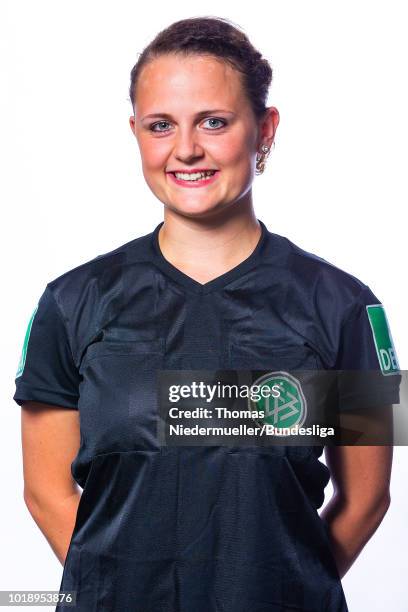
[141,109,235,121]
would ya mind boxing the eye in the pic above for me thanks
[149,117,227,134]
[202,117,227,130]
[150,121,171,133]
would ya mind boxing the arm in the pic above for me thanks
[320,442,393,579]
[21,401,81,566]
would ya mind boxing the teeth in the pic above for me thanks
[174,171,216,181]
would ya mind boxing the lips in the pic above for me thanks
[167,170,220,188]
[167,168,218,174]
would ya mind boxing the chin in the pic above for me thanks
[165,200,226,219]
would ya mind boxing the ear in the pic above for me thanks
[129,114,136,136]
[257,106,280,149]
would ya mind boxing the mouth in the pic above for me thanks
[167,169,220,188]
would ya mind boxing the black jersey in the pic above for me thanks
[13,219,399,612]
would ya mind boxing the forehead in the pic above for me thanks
[134,54,247,112]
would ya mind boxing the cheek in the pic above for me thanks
[210,131,255,168]
[139,138,169,170]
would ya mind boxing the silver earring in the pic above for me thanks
[255,143,271,175]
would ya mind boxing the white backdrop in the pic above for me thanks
[2,1,407,610]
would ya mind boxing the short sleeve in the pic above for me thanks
[334,284,401,409]
[13,284,81,409]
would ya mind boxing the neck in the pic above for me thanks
[157,197,262,284]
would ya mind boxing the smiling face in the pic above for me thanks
[129,53,278,219]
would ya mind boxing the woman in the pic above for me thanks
[14,16,399,612]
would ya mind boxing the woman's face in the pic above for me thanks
[129,53,278,219]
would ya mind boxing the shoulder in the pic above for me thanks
[37,228,157,359]
[45,229,154,303]
[264,230,377,317]
[262,231,386,368]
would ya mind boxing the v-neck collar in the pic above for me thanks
[151,218,268,294]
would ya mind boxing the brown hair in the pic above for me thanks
[128,16,273,120]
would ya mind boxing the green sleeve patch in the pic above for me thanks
[16,305,38,378]
[366,304,400,376]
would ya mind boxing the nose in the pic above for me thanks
[173,126,204,163]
